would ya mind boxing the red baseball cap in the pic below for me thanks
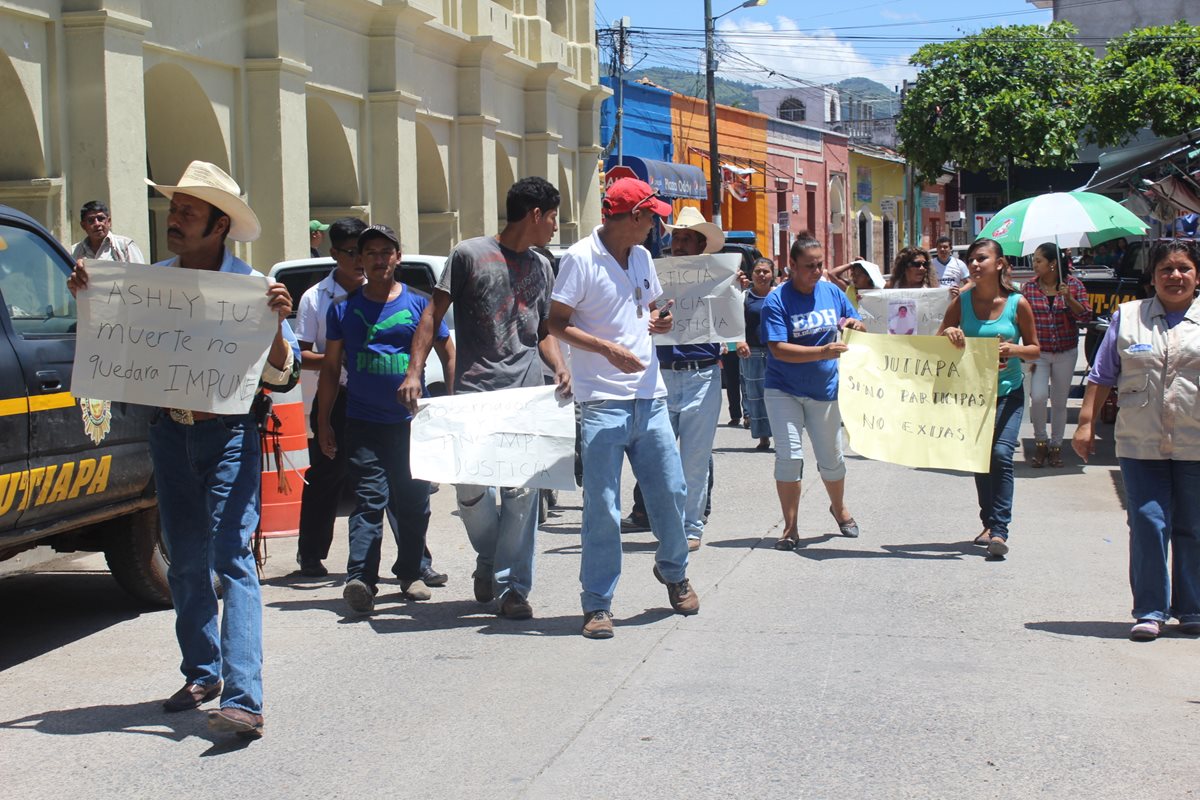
[603,178,672,218]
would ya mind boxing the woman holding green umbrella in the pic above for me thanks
[1021,242,1091,467]
[1073,240,1200,642]
[939,238,1040,558]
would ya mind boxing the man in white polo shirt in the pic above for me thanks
[548,177,700,640]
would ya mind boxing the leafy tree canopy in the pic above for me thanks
[1087,22,1200,146]
[897,21,1095,183]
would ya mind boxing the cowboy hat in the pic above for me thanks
[145,161,261,242]
[663,206,725,253]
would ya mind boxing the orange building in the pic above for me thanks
[670,92,769,255]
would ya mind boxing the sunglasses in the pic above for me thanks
[910,260,928,267]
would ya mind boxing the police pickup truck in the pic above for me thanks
[0,204,169,605]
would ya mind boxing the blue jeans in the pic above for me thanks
[663,364,722,538]
[456,484,538,600]
[1118,457,1200,624]
[344,418,430,587]
[740,347,771,439]
[579,398,689,613]
[975,387,1024,541]
[149,412,263,714]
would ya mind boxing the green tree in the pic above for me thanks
[1087,22,1200,146]
[897,22,1096,185]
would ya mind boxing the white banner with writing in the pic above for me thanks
[856,287,953,336]
[653,253,745,345]
[409,385,577,491]
[72,261,278,414]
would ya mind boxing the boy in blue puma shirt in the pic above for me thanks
[317,224,449,613]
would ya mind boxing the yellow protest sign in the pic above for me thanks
[838,330,999,472]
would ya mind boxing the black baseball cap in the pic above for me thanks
[358,224,399,249]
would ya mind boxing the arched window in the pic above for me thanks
[779,97,805,122]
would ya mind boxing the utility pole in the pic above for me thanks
[705,0,722,227]
[616,17,629,166]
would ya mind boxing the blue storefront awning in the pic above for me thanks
[604,156,708,200]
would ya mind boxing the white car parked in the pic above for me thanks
[268,254,454,394]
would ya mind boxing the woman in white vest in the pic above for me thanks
[1073,240,1200,642]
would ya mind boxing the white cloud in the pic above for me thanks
[715,16,918,91]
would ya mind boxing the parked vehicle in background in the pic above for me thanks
[269,255,453,394]
[0,204,170,605]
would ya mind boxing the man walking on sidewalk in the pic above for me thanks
[401,177,569,620]
[549,177,700,640]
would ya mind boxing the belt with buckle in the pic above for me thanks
[661,358,719,371]
[167,408,218,425]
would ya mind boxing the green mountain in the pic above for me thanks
[603,65,766,109]
[602,66,901,116]
[835,78,901,118]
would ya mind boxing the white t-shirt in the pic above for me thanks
[933,255,968,286]
[295,270,355,430]
[551,227,667,402]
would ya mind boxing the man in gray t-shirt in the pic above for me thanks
[437,235,553,394]
[402,177,570,620]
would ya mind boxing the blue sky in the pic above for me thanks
[594,0,1053,90]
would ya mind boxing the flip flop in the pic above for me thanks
[973,531,992,547]
[774,536,798,551]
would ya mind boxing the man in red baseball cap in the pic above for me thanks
[548,177,700,640]
[602,177,674,219]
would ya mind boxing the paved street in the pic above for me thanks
[1,384,1197,799]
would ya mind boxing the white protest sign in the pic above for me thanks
[653,252,745,345]
[409,385,576,491]
[72,261,278,414]
[857,287,952,336]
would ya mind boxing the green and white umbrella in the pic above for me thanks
[978,191,1148,256]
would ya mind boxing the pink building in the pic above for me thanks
[764,117,850,271]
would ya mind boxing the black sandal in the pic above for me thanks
[774,535,798,551]
[829,505,860,538]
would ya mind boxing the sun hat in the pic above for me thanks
[145,161,261,242]
[663,206,726,253]
[602,178,672,219]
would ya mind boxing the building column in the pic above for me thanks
[367,90,421,248]
[62,8,152,254]
[576,87,610,235]
[366,6,433,250]
[243,57,311,267]
[523,62,570,182]
[454,39,506,240]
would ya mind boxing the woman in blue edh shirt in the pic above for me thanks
[761,233,867,550]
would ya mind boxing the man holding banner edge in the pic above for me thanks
[400,177,569,622]
[68,160,301,741]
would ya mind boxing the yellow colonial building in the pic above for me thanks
[0,0,607,265]
[848,143,907,272]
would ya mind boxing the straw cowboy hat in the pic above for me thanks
[663,206,725,253]
[145,161,261,242]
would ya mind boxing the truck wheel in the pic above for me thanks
[103,507,172,607]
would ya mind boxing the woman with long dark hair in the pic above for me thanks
[938,238,1040,558]
[886,246,937,289]
[1021,242,1091,467]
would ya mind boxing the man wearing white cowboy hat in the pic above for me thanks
[621,206,729,553]
[69,160,300,740]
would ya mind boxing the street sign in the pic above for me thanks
[880,198,897,216]
[604,165,637,189]
[777,211,789,230]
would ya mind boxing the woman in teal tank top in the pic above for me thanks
[938,238,1041,558]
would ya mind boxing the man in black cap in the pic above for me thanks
[317,224,450,614]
